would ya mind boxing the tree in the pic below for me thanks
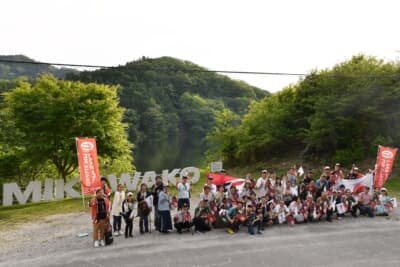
[207,54,400,166]
[1,75,134,181]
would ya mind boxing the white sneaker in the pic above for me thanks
[100,240,105,247]
[114,232,120,236]
[119,230,124,235]
[94,240,99,248]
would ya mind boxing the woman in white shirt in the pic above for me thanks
[200,185,215,202]
[111,184,125,236]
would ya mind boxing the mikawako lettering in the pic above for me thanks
[2,167,200,206]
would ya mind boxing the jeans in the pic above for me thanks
[248,220,262,234]
[113,215,122,232]
[359,205,374,217]
[139,215,149,233]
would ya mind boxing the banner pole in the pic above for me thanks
[75,137,86,209]
[373,145,380,189]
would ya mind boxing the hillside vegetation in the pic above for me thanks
[207,55,400,168]
[67,56,268,169]
[0,55,75,80]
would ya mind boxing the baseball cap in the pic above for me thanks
[127,192,133,196]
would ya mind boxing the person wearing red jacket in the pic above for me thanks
[91,188,110,247]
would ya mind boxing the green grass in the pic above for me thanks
[384,178,400,200]
[0,197,90,231]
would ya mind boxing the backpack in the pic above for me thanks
[104,221,114,245]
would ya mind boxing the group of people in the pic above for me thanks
[90,164,396,247]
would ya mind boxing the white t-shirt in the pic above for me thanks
[111,191,125,216]
[177,182,190,199]
[209,184,217,195]
[273,204,289,214]
[200,192,215,202]
[256,177,268,197]
[203,184,217,195]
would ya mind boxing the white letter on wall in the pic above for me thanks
[3,181,42,206]
[162,169,180,186]
[180,167,200,184]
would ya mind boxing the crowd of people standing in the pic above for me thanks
[90,164,396,247]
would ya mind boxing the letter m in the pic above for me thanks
[3,182,42,206]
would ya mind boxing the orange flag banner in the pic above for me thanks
[374,145,398,188]
[76,138,101,195]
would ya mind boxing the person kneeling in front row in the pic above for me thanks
[193,200,212,233]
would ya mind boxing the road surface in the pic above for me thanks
[1,212,399,267]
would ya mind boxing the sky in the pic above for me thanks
[1,0,400,93]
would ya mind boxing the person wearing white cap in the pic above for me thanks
[176,175,191,210]
[330,163,344,186]
[205,176,217,194]
[256,169,269,198]
[376,188,391,216]
[347,166,364,180]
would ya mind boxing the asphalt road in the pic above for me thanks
[2,213,400,267]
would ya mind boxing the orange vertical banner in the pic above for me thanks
[76,138,101,195]
[374,145,398,188]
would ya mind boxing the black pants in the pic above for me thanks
[178,198,190,210]
[228,220,241,232]
[326,208,333,221]
[125,218,133,237]
[154,205,160,230]
[193,217,211,232]
[139,215,149,233]
[174,221,191,233]
[359,205,374,217]
[113,215,122,232]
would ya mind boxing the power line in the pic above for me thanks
[0,58,399,78]
[0,58,308,76]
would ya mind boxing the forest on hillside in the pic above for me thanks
[0,56,268,182]
[207,55,400,167]
[0,55,75,80]
[1,54,399,187]
[66,57,268,169]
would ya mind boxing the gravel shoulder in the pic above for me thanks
[1,208,399,267]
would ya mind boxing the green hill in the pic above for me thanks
[0,55,76,80]
[207,55,400,168]
[66,56,269,170]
